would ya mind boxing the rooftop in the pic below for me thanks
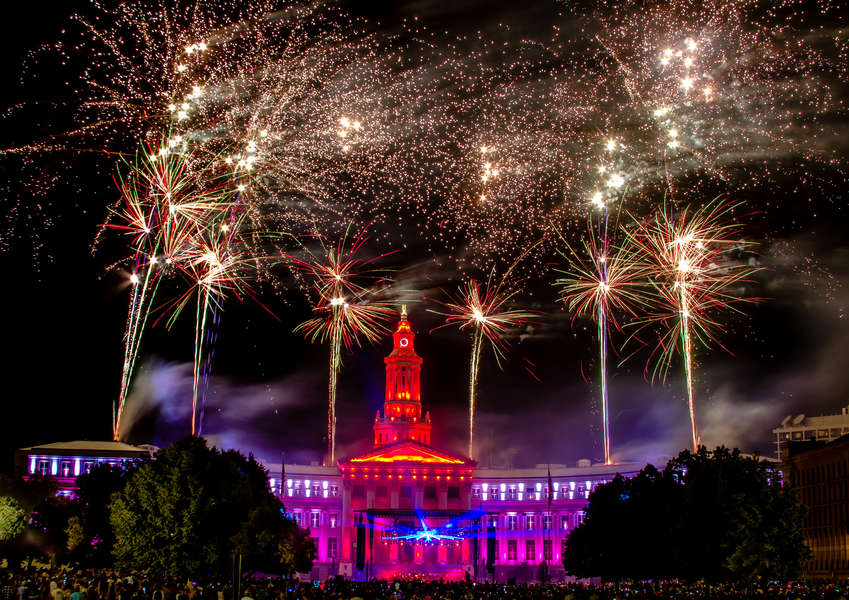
[773,406,849,432]
[20,440,154,455]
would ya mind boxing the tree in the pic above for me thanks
[28,496,82,567]
[74,462,135,565]
[563,446,810,582]
[562,465,682,580]
[0,474,56,567]
[232,499,315,576]
[670,447,809,582]
[110,436,313,577]
[65,516,85,553]
[0,497,27,541]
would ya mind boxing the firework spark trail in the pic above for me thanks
[107,135,260,439]
[430,256,538,460]
[290,223,395,464]
[467,327,484,463]
[197,305,221,437]
[1,0,845,442]
[297,295,396,464]
[555,217,650,464]
[552,129,648,464]
[115,254,165,440]
[181,218,261,436]
[624,198,761,451]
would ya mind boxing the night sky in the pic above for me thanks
[1,0,848,474]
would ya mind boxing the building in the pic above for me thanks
[14,440,154,497]
[781,434,849,579]
[271,310,640,582]
[773,407,849,460]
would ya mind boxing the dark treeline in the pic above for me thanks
[563,447,810,583]
[0,438,314,576]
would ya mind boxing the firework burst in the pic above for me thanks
[290,224,395,464]
[431,263,537,460]
[105,137,251,439]
[624,198,760,451]
[555,220,650,464]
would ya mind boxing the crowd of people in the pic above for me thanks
[1,568,847,600]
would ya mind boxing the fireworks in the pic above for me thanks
[431,264,537,460]
[169,219,258,437]
[105,138,251,439]
[555,221,650,464]
[624,199,760,451]
[1,0,845,446]
[291,224,395,464]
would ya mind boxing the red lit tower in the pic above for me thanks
[373,306,432,446]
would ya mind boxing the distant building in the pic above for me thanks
[14,440,154,497]
[269,310,641,582]
[773,406,849,460]
[781,434,849,580]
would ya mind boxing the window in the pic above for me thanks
[60,461,72,477]
[561,515,569,530]
[472,487,481,499]
[508,487,518,500]
[312,483,321,497]
[489,517,498,529]
[352,485,365,498]
[310,512,321,528]
[330,485,339,497]
[448,486,460,499]
[38,460,49,476]
[292,512,303,527]
[328,513,338,528]
[327,537,337,559]
[83,461,94,474]
[575,511,585,526]
[424,486,436,499]
[376,486,388,498]
[525,540,535,561]
[526,515,536,530]
[818,429,829,438]
[400,486,413,498]
[542,514,552,530]
[543,539,552,561]
[507,540,517,561]
[792,432,802,440]
[506,515,518,530]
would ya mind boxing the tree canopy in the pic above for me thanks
[563,446,809,582]
[73,462,135,565]
[110,436,313,577]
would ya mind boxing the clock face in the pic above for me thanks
[399,337,410,348]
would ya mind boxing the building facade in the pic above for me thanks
[781,435,849,580]
[14,440,154,497]
[272,310,640,582]
[773,407,849,460]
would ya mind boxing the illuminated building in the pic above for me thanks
[271,310,640,582]
[773,406,849,460]
[781,433,849,579]
[14,440,154,497]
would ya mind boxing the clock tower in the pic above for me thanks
[373,306,432,446]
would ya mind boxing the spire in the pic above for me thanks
[373,310,431,447]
